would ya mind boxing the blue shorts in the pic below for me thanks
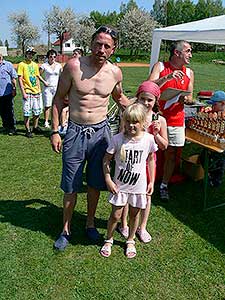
[61,119,112,193]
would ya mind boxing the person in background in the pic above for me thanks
[17,47,43,138]
[58,96,69,136]
[39,49,62,128]
[100,103,158,258]
[72,48,84,58]
[118,81,168,243]
[200,90,225,187]
[148,40,194,201]
[51,26,130,251]
[0,53,17,135]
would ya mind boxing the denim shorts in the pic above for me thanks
[61,119,112,193]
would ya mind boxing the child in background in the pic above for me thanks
[100,103,158,258]
[200,90,225,187]
[118,81,168,243]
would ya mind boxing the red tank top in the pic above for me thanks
[159,61,190,126]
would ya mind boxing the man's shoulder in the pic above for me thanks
[66,57,81,70]
[18,61,27,67]
[106,61,122,79]
[31,61,39,67]
[3,60,14,69]
[4,60,12,65]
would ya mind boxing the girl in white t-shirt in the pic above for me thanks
[100,103,158,258]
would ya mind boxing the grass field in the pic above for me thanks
[0,62,225,300]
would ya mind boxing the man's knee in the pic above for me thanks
[64,192,77,202]
[165,146,177,160]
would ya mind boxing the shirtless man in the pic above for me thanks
[148,40,194,201]
[51,26,129,250]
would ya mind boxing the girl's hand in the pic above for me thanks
[152,120,161,136]
[106,178,118,194]
[147,182,154,196]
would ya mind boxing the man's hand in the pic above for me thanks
[168,70,185,81]
[50,134,62,153]
[12,89,16,98]
[23,92,27,100]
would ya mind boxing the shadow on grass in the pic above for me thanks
[153,180,225,254]
[0,198,108,247]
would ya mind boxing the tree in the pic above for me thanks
[90,10,119,29]
[8,11,39,55]
[151,0,167,26]
[0,39,3,46]
[72,16,96,54]
[4,40,9,49]
[43,6,77,54]
[120,0,138,15]
[194,0,224,20]
[119,8,159,55]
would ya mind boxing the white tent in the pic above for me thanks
[150,15,225,70]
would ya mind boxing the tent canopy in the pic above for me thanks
[150,15,225,70]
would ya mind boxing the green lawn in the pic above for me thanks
[0,62,225,300]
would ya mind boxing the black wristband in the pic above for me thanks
[50,131,59,136]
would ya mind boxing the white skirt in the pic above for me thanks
[108,192,147,209]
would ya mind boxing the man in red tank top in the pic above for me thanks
[148,41,194,201]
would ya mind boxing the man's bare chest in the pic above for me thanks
[72,68,117,97]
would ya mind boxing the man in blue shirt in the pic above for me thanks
[0,53,17,135]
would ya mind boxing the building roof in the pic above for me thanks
[52,32,71,46]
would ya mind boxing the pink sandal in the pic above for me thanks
[136,228,152,243]
[117,225,129,239]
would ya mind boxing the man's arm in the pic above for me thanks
[51,63,72,153]
[148,62,185,88]
[184,69,194,104]
[111,68,130,109]
[34,64,41,92]
[18,76,27,99]
[11,78,17,98]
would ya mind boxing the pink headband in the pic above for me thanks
[136,81,161,100]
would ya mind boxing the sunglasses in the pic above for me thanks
[94,26,118,40]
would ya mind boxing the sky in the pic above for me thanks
[0,0,154,47]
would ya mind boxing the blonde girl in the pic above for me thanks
[119,81,168,243]
[100,102,158,258]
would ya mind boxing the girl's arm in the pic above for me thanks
[152,116,168,150]
[146,152,156,196]
[103,152,118,194]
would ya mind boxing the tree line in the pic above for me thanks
[4,0,225,55]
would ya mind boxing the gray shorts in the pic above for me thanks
[61,119,111,193]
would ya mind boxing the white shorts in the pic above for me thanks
[108,192,147,209]
[23,93,42,117]
[43,86,57,107]
[167,126,185,147]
